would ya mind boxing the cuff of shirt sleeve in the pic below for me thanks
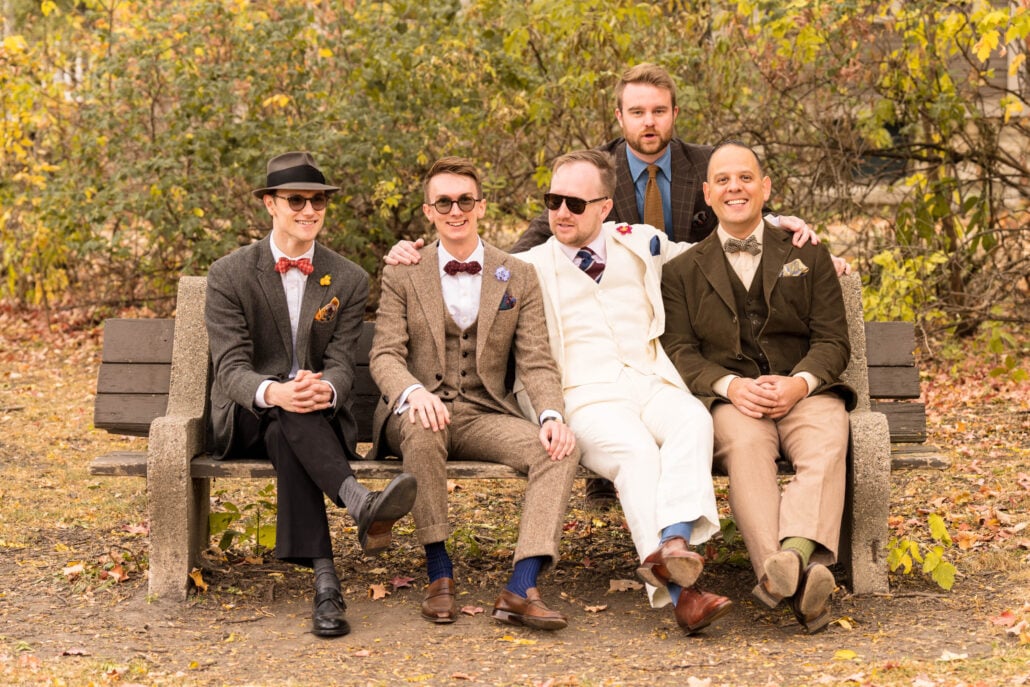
[255,379,274,409]
[539,410,563,426]
[713,374,738,399]
[794,371,819,396]
[395,383,423,415]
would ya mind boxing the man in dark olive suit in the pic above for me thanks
[205,151,417,638]
[661,141,856,634]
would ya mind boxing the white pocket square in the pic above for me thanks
[780,259,809,277]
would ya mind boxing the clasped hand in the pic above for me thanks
[726,375,808,420]
[265,370,333,413]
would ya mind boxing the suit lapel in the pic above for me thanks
[255,238,295,360]
[762,223,792,306]
[413,243,448,369]
[476,245,506,363]
[695,234,737,316]
[612,142,641,224]
[295,245,328,368]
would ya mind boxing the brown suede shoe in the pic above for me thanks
[673,586,733,635]
[790,563,836,633]
[421,577,457,624]
[491,587,568,631]
[752,549,803,609]
[637,538,704,589]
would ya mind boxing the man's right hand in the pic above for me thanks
[384,238,426,266]
[265,370,332,413]
[406,387,451,431]
[725,377,779,419]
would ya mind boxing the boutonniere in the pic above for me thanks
[319,274,331,286]
[616,224,632,235]
[494,266,510,282]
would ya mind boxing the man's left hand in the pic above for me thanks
[754,375,808,419]
[777,215,818,247]
[539,419,576,460]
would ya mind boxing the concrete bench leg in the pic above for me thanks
[842,410,891,594]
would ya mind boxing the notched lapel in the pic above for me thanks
[412,247,447,368]
[255,242,295,360]
[695,239,736,316]
[476,246,507,362]
[762,229,793,306]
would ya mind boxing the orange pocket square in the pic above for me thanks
[315,297,339,322]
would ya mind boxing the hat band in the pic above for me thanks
[266,164,326,188]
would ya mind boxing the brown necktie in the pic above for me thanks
[643,164,665,232]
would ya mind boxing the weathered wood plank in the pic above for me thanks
[890,444,950,470]
[94,394,168,434]
[97,363,172,394]
[867,366,921,399]
[864,322,915,366]
[89,452,148,476]
[872,401,927,442]
[102,319,174,363]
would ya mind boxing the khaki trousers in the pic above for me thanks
[712,394,848,580]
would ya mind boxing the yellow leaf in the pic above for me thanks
[189,567,208,593]
[3,35,28,53]
[192,207,205,218]
[319,48,333,58]
[833,649,858,661]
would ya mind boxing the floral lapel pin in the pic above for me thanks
[319,274,332,286]
[616,224,633,235]
[495,266,510,282]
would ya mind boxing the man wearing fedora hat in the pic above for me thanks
[205,151,418,637]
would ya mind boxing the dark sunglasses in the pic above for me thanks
[275,194,328,211]
[543,193,608,214]
[429,196,481,213]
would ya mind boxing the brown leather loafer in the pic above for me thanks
[491,587,568,631]
[791,563,835,633]
[673,586,733,634]
[752,549,803,609]
[421,577,457,624]
[354,472,418,556]
[637,538,704,589]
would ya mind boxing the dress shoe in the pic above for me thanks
[752,549,803,609]
[673,586,733,634]
[354,472,417,555]
[311,589,350,637]
[790,563,835,633]
[491,587,567,631]
[584,477,618,508]
[637,538,704,589]
[421,577,457,624]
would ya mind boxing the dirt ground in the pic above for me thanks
[1,311,1028,686]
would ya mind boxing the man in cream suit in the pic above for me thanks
[368,157,579,630]
[660,141,856,633]
[205,152,417,638]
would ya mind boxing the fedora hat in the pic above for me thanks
[252,151,340,198]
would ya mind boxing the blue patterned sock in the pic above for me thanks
[424,541,453,582]
[660,521,694,545]
[667,582,684,607]
[505,556,547,597]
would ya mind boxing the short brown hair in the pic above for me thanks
[422,157,482,202]
[615,63,677,110]
[552,149,617,197]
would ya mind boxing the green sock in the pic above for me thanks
[781,537,817,568]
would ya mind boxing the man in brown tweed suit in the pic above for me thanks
[368,157,579,630]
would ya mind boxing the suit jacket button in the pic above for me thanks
[736,354,743,360]
[435,374,443,381]
[381,394,390,404]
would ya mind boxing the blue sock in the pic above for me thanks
[505,556,547,597]
[667,582,684,606]
[424,542,453,582]
[660,521,694,545]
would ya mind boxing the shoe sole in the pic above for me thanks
[421,611,457,624]
[794,564,835,633]
[490,608,568,631]
[358,475,418,555]
[312,623,351,637]
[360,519,397,556]
[636,554,703,589]
[753,550,802,609]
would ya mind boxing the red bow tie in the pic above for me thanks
[275,257,314,275]
[443,260,482,276]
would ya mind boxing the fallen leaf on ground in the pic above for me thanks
[189,567,208,593]
[460,605,483,616]
[391,575,415,590]
[584,604,608,613]
[62,562,84,580]
[938,650,968,661]
[368,583,389,600]
[833,649,858,661]
[608,578,643,592]
[498,635,537,645]
[353,649,371,657]
[989,610,1018,627]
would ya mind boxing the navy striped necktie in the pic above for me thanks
[576,248,605,282]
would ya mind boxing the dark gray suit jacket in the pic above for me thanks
[511,137,717,252]
[205,234,370,458]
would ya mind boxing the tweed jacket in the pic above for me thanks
[512,137,717,252]
[367,240,565,459]
[516,221,691,391]
[660,222,856,411]
[205,234,370,458]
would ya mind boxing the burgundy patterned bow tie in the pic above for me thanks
[443,260,482,276]
[275,257,314,275]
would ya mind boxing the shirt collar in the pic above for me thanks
[558,228,608,264]
[627,144,672,183]
[438,239,485,277]
[269,231,315,263]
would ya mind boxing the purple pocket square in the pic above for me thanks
[499,292,517,311]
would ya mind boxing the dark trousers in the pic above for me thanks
[228,406,355,566]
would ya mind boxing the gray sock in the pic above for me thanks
[312,557,340,594]
[338,476,370,521]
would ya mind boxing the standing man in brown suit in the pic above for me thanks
[205,152,417,638]
[660,141,857,633]
[368,157,579,630]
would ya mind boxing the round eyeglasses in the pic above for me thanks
[429,196,482,213]
[275,194,329,211]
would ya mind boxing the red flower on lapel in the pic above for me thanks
[616,224,632,235]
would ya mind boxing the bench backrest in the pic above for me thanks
[95,273,920,443]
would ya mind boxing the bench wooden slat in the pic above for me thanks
[867,366,921,399]
[93,394,169,436]
[97,363,172,394]
[864,322,915,366]
[870,401,927,442]
[102,319,175,363]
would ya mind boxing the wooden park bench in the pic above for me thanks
[90,274,901,602]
